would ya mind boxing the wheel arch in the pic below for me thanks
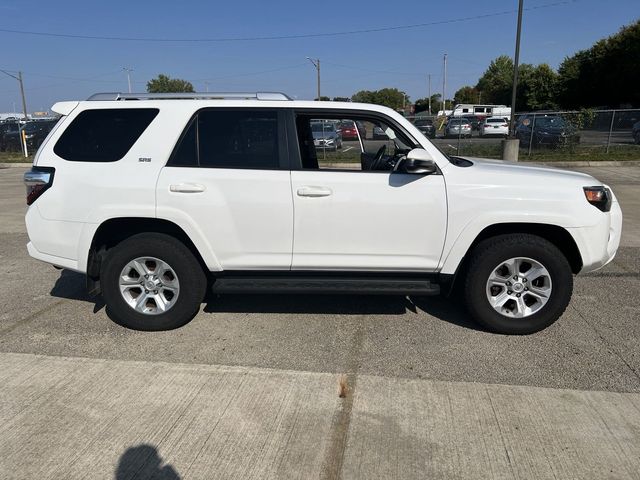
[86,217,214,294]
[440,222,583,295]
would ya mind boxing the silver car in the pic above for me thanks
[445,118,472,138]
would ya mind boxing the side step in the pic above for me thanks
[211,276,440,296]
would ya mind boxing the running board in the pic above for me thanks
[211,276,440,295]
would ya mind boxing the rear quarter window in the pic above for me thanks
[54,108,159,162]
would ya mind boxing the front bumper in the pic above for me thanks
[569,198,622,274]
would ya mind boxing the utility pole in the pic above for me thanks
[123,67,133,93]
[509,0,524,137]
[306,57,321,100]
[1,69,29,156]
[17,72,27,121]
[1,69,28,120]
[442,53,447,114]
[205,81,210,92]
[428,74,432,114]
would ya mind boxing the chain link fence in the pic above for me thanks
[407,109,640,161]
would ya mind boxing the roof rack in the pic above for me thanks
[86,92,292,101]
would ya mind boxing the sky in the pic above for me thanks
[0,0,637,113]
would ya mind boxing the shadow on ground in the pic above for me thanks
[115,444,179,479]
[49,270,483,332]
[50,269,105,313]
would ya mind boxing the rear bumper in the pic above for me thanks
[25,205,93,273]
[27,241,79,271]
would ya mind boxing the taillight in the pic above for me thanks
[24,167,55,205]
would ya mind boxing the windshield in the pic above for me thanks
[414,119,432,126]
[311,123,334,132]
[536,117,568,128]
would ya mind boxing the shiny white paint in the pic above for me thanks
[479,118,509,137]
[290,170,446,271]
[156,167,293,270]
[25,98,622,279]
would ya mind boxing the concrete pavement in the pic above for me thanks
[1,165,640,479]
[1,352,639,479]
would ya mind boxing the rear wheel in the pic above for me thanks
[464,234,573,334]
[101,233,206,331]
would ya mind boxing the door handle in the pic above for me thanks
[297,186,332,197]
[169,183,206,193]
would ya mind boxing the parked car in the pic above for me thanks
[632,120,640,145]
[413,117,436,138]
[24,120,58,150]
[461,115,482,131]
[339,120,360,140]
[372,125,388,140]
[24,91,621,335]
[0,121,20,151]
[479,117,509,138]
[515,115,580,148]
[311,121,342,150]
[445,118,472,138]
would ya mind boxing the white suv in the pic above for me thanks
[24,92,622,334]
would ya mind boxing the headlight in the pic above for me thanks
[583,186,611,212]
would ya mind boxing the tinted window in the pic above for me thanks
[54,108,158,162]
[198,110,279,169]
[169,119,197,167]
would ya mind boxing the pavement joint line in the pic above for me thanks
[486,385,517,476]
[320,320,366,480]
[570,303,640,384]
[0,298,66,336]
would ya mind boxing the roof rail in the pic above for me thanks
[86,92,292,101]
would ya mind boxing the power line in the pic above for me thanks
[0,1,578,43]
[193,64,307,82]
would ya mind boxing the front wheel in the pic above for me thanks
[101,233,206,331]
[463,234,573,334]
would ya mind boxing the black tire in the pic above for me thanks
[463,234,573,334]
[101,233,207,331]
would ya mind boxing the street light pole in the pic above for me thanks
[123,67,133,93]
[509,0,524,137]
[306,57,321,100]
[442,53,447,114]
[428,74,431,114]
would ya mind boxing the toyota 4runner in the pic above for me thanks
[23,92,622,334]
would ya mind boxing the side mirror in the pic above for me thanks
[402,148,437,174]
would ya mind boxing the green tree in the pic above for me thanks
[351,88,408,110]
[520,63,558,111]
[146,74,195,93]
[557,20,640,108]
[453,86,479,105]
[414,94,445,114]
[475,55,514,105]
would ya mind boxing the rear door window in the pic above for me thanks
[168,109,285,170]
[54,108,158,162]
